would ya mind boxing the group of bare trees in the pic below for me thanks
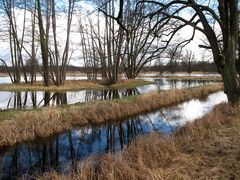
[79,0,124,84]
[111,0,239,102]
[0,0,33,84]
[82,0,240,102]
[0,0,164,85]
[144,0,239,102]
[37,0,75,86]
[78,0,165,84]
[0,0,76,86]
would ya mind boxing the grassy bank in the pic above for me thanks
[0,79,152,92]
[0,84,223,149]
[41,102,240,179]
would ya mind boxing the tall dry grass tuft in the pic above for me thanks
[40,102,240,179]
[0,84,223,148]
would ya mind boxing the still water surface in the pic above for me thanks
[0,76,88,84]
[0,79,214,110]
[0,91,227,178]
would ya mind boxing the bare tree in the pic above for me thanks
[30,1,37,84]
[80,0,124,84]
[99,0,170,79]
[133,0,240,102]
[182,50,195,74]
[78,16,99,80]
[50,0,75,86]
[99,0,124,84]
[164,44,183,73]
[0,0,32,83]
[121,0,164,79]
[36,0,75,86]
[37,0,49,86]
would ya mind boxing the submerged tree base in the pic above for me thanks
[40,103,240,179]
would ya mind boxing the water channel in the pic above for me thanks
[0,91,227,179]
[0,75,223,178]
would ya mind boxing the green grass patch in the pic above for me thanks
[0,110,21,122]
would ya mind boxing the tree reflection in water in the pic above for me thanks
[0,91,227,178]
[155,79,212,91]
[84,88,140,102]
[3,88,140,111]
[0,112,169,178]
[0,79,215,110]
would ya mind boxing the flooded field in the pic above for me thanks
[0,91,227,178]
[0,74,225,178]
[141,73,221,77]
[0,76,89,84]
[0,79,214,110]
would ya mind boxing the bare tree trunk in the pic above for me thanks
[30,1,37,84]
[51,0,60,86]
[0,58,14,83]
[37,0,49,86]
[60,0,74,85]
[196,1,240,102]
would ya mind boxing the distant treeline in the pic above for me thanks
[144,61,217,73]
[0,65,79,73]
[0,62,217,74]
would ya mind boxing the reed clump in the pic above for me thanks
[0,84,223,148]
[40,103,240,180]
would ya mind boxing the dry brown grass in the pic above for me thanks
[0,80,102,92]
[0,79,152,92]
[40,103,240,180]
[0,84,223,149]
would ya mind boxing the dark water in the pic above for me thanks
[0,79,214,110]
[0,91,227,179]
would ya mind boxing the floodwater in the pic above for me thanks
[142,73,221,77]
[0,79,214,110]
[0,76,88,84]
[0,91,227,178]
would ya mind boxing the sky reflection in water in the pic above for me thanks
[0,78,214,110]
[0,91,227,179]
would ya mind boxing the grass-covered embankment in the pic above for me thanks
[0,84,223,149]
[0,79,152,92]
[41,102,240,179]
